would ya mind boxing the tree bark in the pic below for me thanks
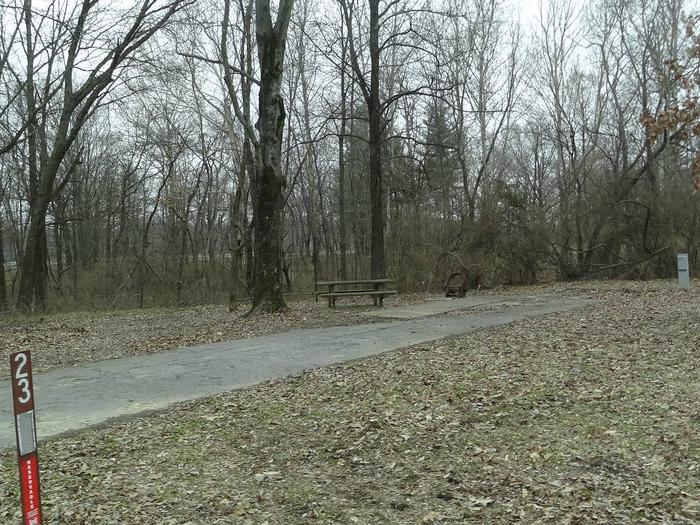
[368,0,385,278]
[249,0,294,312]
[338,20,348,280]
[175,216,189,306]
[17,0,47,311]
[229,156,246,302]
[0,213,7,311]
[54,220,63,290]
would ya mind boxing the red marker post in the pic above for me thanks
[10,351,43,525]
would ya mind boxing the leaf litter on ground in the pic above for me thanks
[0,294,425,379]
[0,280,698,524]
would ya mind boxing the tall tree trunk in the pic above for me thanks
[338,26,348,280]
[63,221,77,301]
[17,0,48,311]
[18,199,50,311]
[249,0,294,312]
[137,234,147,309]
[338,141,347,279]
[348,84,360,278]
[229,161,245,303]
[244,208,254,292]
[368,0,385,279]
[175,215,189,306]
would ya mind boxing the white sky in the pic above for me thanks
[514,0,582,29]
[517,0,547,21]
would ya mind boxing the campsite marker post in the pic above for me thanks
[10,351,43,525]
[677,254,691,289]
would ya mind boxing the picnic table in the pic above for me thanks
[315,278,397,308]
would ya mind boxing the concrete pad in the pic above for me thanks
[0,295,594,449]
[369,295,516,319]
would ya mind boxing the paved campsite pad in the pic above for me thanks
[0,294,593,448]
[365,294,538,319]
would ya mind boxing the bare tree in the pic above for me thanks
[218,0,295,311]
[338,0,439,279]
[17,0,190,311]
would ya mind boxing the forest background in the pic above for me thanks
[0,0,698,313]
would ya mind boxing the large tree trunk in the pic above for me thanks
[229,158,245,303]
[18,193,50,311]
[368,0,385,279]
[17,0,46,311]
[251,122,286,310]
[249,0,294,312]
[338,100,348,279]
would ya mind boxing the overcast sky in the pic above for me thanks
[514,0,582,29]
[517,0,546,21]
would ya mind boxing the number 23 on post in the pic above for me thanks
[10,351,43,525]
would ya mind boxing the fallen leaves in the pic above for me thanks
[0,294,423,380]
[0,280,697,523]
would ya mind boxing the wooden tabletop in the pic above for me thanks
[316,279,393,286]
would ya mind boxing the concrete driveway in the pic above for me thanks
[0,294,593,449]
